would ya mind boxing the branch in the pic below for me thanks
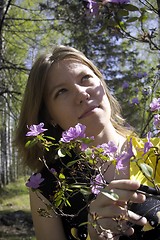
[5,17,55,22]
[0,88,21,96]
[0,0,12,33]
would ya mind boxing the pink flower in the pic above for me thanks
[144,132,153,154]
[26,123,47,136]
[116,138,134,170]
[85,0,99,15]
[60,123,86,143]
[150,98,160,112]
[122,81,129,89]
[91,174,106,195]
[97,141,117,157]
[134,72,147,79]
[103,0,130,4]
[26,173,44,189]
[154,114,160,127]
[131,97,139,105]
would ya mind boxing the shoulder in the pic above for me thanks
[29,190,66,240]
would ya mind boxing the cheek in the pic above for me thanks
[47,103,75,129]
[99,85,111,114]
[94,83,107,102]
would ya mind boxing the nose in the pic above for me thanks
[75,85,90,104]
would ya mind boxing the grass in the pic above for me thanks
[0,176,36,240]
[0,176,30,211]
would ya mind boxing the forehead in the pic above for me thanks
[44,59,95,95]
[49,59,93,75]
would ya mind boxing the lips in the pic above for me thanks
[79,105,99,119]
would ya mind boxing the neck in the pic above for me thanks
[92,122,126,152]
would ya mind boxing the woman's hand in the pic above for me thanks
[88,179,147,239]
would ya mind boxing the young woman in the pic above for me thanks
[15,45,160,240]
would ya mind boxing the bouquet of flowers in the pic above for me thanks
[25,97,160,232]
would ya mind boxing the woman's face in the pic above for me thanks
[44,59,111,137]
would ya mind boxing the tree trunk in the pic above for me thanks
[0,0,4,188]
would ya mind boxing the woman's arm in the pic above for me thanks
[29,189,66,240]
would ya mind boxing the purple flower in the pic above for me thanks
[50,168,57,175]
[103,0,130,4]
[26,173,44,189]
[26,123,47,137]
[60,123,86,143]
[116,138,134,170]
[134,88,139,93]
[134,72,147,79]
[80,136,94,151]
[153,114,160,127]
[144,132,153,154]
[85,0,99,15]
[116,154,127,170]
[142,89,149,96]
[150,98,160,111]
[97,141,118,156]
[131,97,139,105]
[91,174,106,195]
[81,143,88,151]
[122,81,129,89]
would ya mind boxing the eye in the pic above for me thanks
[81,75,92,83]
[55,88,67,98]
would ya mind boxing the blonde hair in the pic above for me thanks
[15,45,132,171]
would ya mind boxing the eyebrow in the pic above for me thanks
[47,69,89,96]
[48,82,65,96]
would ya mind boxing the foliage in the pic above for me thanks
[25,99,160,236]
[0,0,159,185]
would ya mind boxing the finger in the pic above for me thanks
[112,189,146,203]
[94,214,140,237]
[127,210,147,226]
[93,211,147,238]
[91,188,146,209]
[97,217,134,236]
[108,179,141,191]
[90,205,147,227]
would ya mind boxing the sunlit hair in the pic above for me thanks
[15,45,133,171]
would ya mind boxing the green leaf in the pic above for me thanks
[140,163,153,178]
[66,199,71,207]
[55,199,62,208]
[80,188,91,195]
[97,21,108,34]
[45,136,55,141]
[84,148,92,155]
[123,4,139,11]
[108,19,117,27]
[67,159,79,167]
[79,222,88,227]
[59,173,65,180]
[126,17,139,23]
[81,137,93,144]
[25,140,32,147]
[58,149,66,157]
[25,139,37,148]
[117,9,129,17]
[101,189,119,201]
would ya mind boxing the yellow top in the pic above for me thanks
[129,136,160,232]
[129,136,160,187]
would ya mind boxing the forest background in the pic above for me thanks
[0,0,159,192]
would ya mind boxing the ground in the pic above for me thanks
[0,210,35,240]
